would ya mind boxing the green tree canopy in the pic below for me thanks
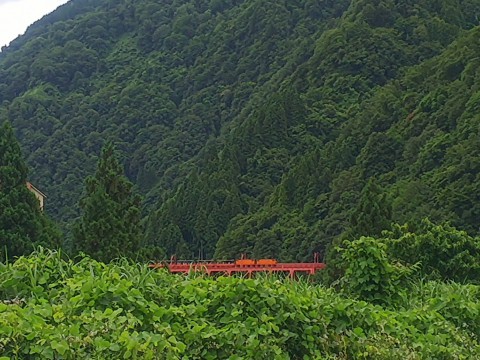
[0,121,60,261]
[2,0,480,260]
[73,142,142,262]
[348,178,392,239]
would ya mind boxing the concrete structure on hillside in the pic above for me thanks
[26,182,46,211]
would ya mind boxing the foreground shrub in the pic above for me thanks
[336,236,414,305]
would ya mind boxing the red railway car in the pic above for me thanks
[257,259,277,266]
[235,259,256,266]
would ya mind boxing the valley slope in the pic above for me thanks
[0,0,479,259]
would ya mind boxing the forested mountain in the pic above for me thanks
[1,0,479,260]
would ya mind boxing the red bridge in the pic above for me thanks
[149,254,326,278]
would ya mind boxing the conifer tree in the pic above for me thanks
[73,142,142,262]
[348,178,392,239]
[0,121,60,261]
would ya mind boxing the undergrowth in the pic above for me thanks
[0,249,478,359]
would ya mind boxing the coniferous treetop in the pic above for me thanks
[74,142,142,262]
[0,122,28,190]
[0,121,60,261]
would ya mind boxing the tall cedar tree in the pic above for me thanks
[349,178,392,239]
[73,143,142,262]
[0,122,60,261]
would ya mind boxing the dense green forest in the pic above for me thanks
[1,0,480,261]
[2,1,480,358]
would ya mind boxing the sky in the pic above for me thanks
[0,0,69,48]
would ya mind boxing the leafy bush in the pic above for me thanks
[336,236,414,305]
[385,219,480,283]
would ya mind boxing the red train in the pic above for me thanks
[235,258,277,266]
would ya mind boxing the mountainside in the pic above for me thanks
[1,0,479,259]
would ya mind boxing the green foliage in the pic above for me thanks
[73,143,142,262]
[347,177,392,239]
[0,250,479,359]
[336,236,413,304]
[385,219,480,283]
[0,0,351,236]
[0,121,60,261]
[1,0,480,260]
